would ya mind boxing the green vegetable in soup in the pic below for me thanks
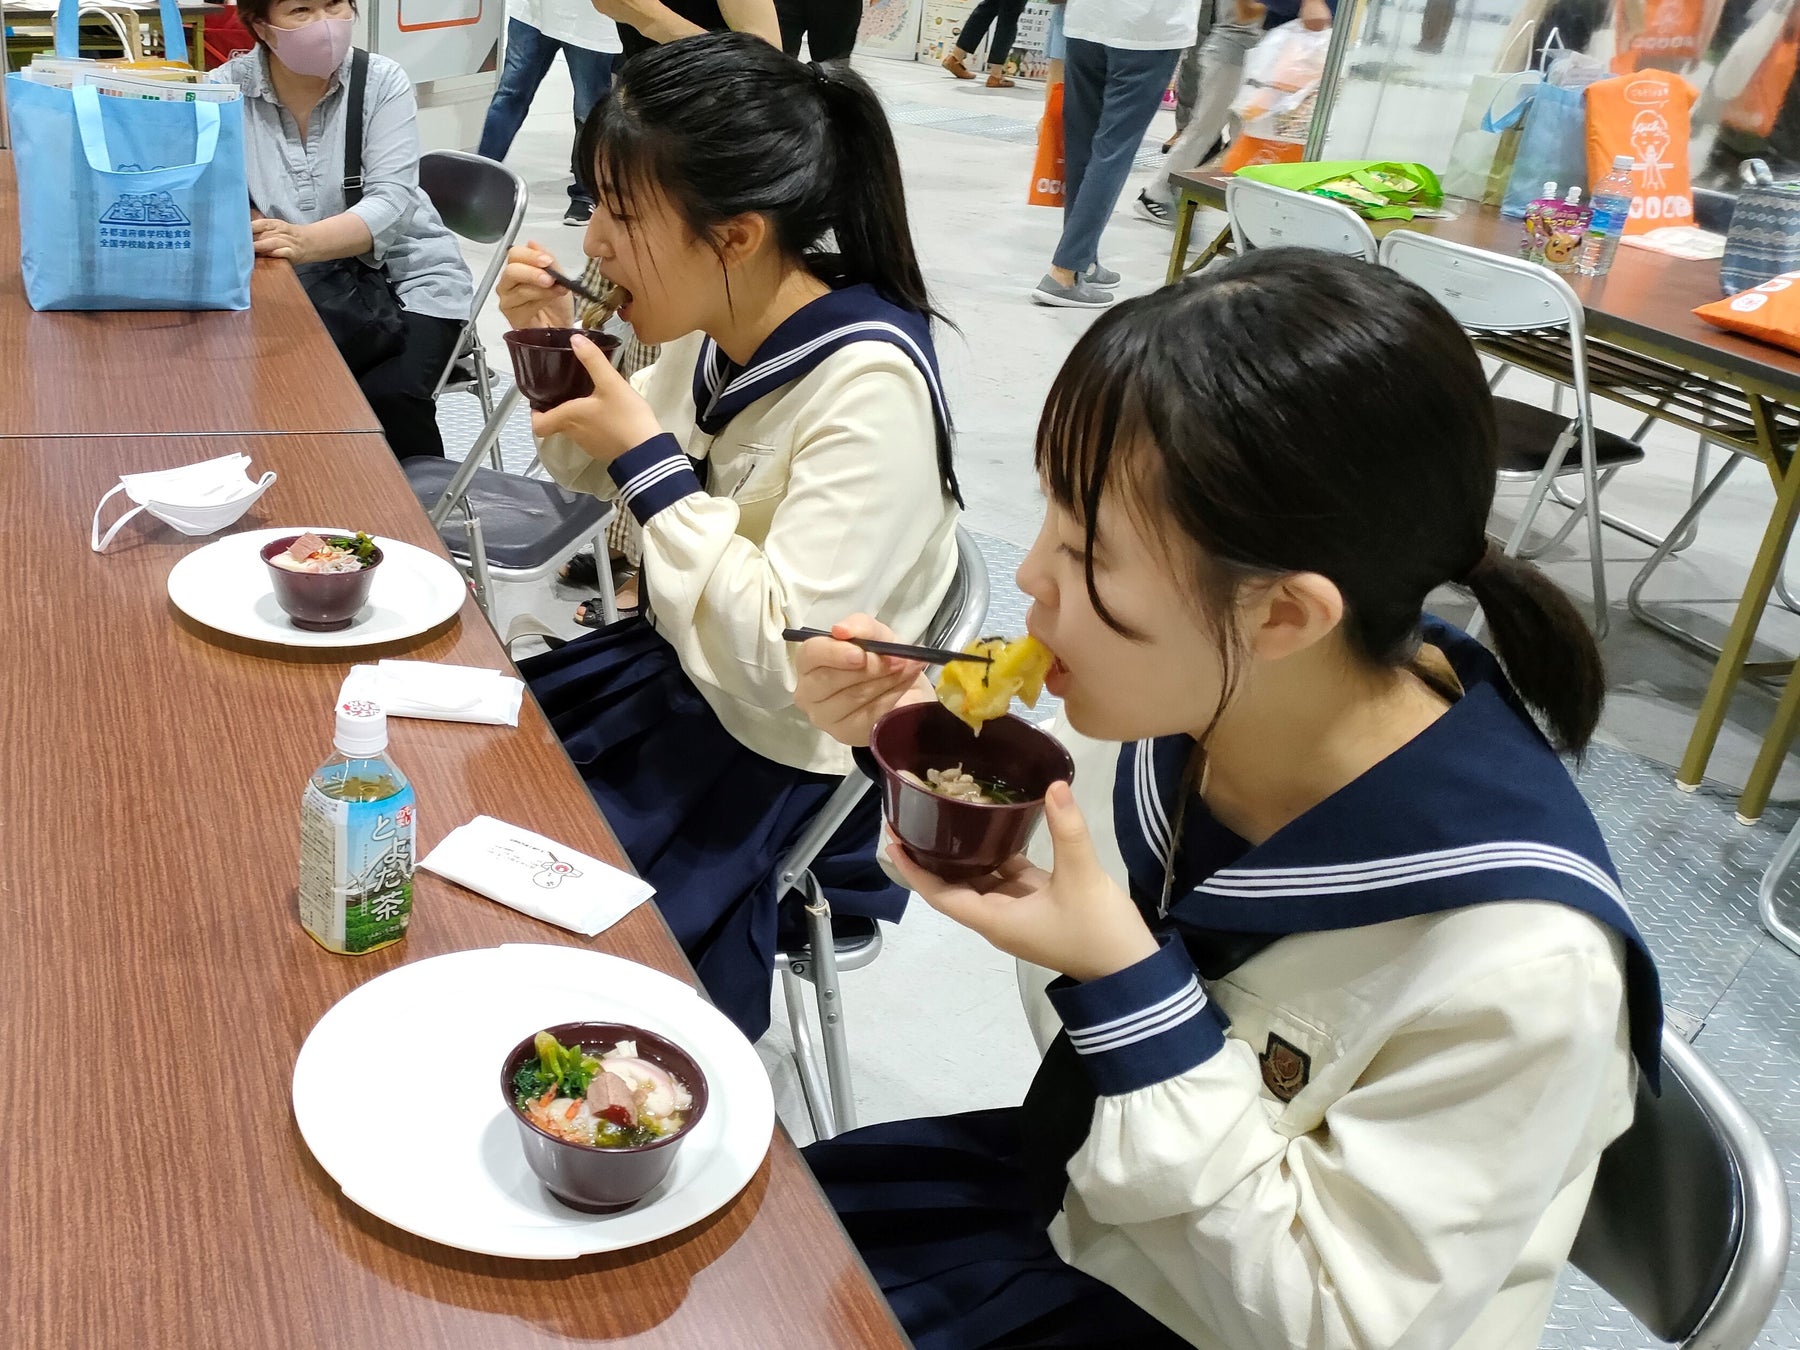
[512,1031,601,1107]
[323,532,378,565]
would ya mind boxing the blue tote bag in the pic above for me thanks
[1500,81,1589,219]
[7,0,252,311]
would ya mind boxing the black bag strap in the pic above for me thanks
[343,47,370,208]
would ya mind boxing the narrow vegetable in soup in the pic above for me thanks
[513,1031,694,1148]
[937,635,1054,732]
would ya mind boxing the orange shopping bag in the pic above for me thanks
[1218,135,1306,173]
[1029,82,1065,208]
[1586,71,1698,235]
[1725,36,1800,138]
[1611,0,1706,73]
[1695,273,1800,354]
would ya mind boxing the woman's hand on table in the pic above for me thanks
[530,335,662,462]
[251,217,325,263]
[887,784,1159,984]
[497,241,577,332]
[794,616,933,748]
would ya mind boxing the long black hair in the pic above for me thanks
[577,32,942,324]
[1036,248,1604,754]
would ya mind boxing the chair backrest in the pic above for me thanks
[1379,229,1582,336]
[1569,1029,1789,1348]
[418,151,527,394]
[1226,178,1379,263]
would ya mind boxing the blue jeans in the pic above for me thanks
[477,19,615,204]
[1054,38,1181,273]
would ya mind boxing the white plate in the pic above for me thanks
[167,527,466,649]
[292,945,774,1259]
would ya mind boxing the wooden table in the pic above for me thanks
[4,1,212,70]
[0,433,908,1346]
[0,158,381,438]
[1168,171,1800,821]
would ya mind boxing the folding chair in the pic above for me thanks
[1381,230,1648,637]
[418,150,527,470]
[1225,177,1379,262]
[1570,1028,1790,1348]
[774,526,991,1140]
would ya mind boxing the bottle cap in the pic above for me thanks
[1614,154,1634,170]
[334,698,388,758]
[1565,187,1583,203]
[1543,181,1557,197]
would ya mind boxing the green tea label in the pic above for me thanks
[298,784,416,954]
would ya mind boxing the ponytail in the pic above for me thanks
[585,34,943,324]
[810,61,943,324]
[1464,543,1604,753]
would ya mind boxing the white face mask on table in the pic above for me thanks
[91,454,277,551]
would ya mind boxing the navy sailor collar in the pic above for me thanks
[1114,617,1664,1088]
[689,282,962,506]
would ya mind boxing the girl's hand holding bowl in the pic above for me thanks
[886,783,1160,984]
[497,240,577,332]
[529,336,664,463]
[794,615,933,748]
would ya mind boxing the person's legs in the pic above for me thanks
[562,44,614,207]
[1171,42,1202,136]
[1147,0,1260,209]
[774,0,808,55]
[1052,42,1177,276]
[946,0,1002,72]
[476,19,561,163]
[986,0,1028,70]
[805,0,862,59]
[359,312,465,460]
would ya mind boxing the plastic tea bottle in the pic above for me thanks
[1579,155,1637,277]
[1521,182,1558,263]
[298,699,416,955]
[1541,187,1592,275]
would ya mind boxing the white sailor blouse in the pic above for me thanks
[1019,620,1663,1350]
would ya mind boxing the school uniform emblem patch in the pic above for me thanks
[1259,1033,1312,1102]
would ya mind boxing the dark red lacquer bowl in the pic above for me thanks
[260,533,382,632]
[501,1021,709,1214]
[502,328,622,412]
[869,701,1075,882]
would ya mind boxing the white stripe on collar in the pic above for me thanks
[1134,740,1170,868]
[711,321,950,426]
[1199,841,1625,905]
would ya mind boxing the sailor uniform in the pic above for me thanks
[808,620,1662,1349]
[523,284,961,1038]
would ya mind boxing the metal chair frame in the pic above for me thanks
[773,526,991,1140]
[1571,1029,1790,1349]
[1225,176,1379,263]
[416,385,616,622]
[1381,230,1635,637]
[418,150,528,471]
[1757,815,1800,958]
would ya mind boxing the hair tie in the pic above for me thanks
[808,60,832,88]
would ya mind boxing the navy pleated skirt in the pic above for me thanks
[519,618,905,1040]
[805,1108,1193,1349]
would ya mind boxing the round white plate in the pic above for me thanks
[167,526,466,649]
[292,944,775,1259]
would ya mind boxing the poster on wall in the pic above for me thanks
[366,0,501,85]
[857,0,925,60]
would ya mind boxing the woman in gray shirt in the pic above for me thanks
[213,0,474,458]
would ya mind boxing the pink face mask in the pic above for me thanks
[264,14,353,78]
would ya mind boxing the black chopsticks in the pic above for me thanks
[781,627,992,665]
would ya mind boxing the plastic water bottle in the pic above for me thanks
[298,699,417,954]
[1579,155,1636,277]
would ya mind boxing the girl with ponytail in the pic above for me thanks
[792,250,1663,1349]
[494,33,961,1041]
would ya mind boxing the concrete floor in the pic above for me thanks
[434,48,1800,1344]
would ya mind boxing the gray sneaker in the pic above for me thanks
[1083,262,1121,288]
[1031,273,1116,308]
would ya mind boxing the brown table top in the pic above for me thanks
[0,156,383,439]
[1174,170,1800,405]
[0,432,906,1349]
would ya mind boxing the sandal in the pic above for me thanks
[558,551,634,587]
[986,73,1016,88]
[574,596,640,628]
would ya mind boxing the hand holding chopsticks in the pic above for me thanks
[782,627,992,666]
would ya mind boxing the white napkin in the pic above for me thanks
[1619,227,1728,261]
[338,661,525,727]
[91,452,277,550]
[419,816,654,936]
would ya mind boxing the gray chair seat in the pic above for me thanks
[402,457,609,572]
[1494,398,1647,478]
